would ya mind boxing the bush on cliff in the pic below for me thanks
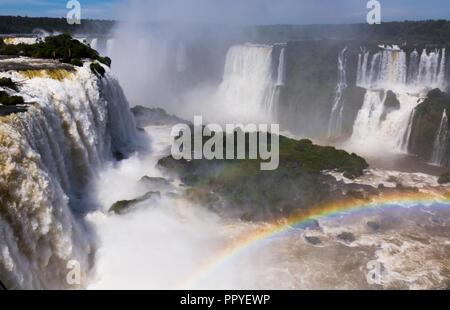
[0,91,25,106]
[0,34,111,67]
[0,78,18,91]
[90,62,105,76]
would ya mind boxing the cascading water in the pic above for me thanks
[106,39,115,57]
[400,108,416,152]
[90,38,98,51]
[215,44,278,122]
[276,48,286,87]
[176,42,188,73]
[350,47,447,153]
[431,109,449,166]
[0,63,138,289]
[328,47,348,137]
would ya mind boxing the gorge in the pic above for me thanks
[0,19,450,290]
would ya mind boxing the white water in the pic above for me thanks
[276,48,286,87]
[106,39,115,57]
[214,44,278,123]
[349,48,447,154]
[0,62,138,289]
[431,109,449,166]
[90,38,98,51]
[328,47,348,137]
[176,42,188,73]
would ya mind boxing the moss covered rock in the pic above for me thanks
[158,133,368,219]
[0,77,17,91]
[380,90,400,122]
[90,62,105,77]
[109,191,161,214]
[409,89,450,166]
[438,173,450,184]
[0,91,25,106]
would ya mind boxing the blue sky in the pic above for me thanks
[0,0,449,24]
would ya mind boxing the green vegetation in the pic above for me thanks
[0,16,114,35]
[158,133,368,219]
[90,62,105,76]
[69,58,83,67]
[0,34,111,67]
[0,78,17,91]
[304,236,322,245]
[409,89,450,165]
[438,173,450,184]
[0,91,25,106]
[247,20,450,46]
[337,232,355,243]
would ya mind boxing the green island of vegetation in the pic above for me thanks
[157,132,369,220]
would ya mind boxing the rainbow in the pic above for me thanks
[176,190,450,289]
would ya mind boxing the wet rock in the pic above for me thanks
[139,176,174,192]
[438,173,450,184]
[0,105,28,116]
[304,236,322,245]
[367,221,380,231]
[303,219,320,230]
[337,232,355,243]
[131,106,188,127]
[109,191,161,214]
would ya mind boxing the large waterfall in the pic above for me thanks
[328,47,348,137]
[431,109,449,166]
[0,63,137,289]
[349,47,447,153]
[215,44,282,123]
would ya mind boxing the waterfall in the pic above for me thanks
[431,109,449,166]
[176,42,188,73]
[90,38,98,51]
[437,48,447,90]
[350,47,447,153]
[106,39,115,57]
[216,44,278,122]
[400,109,416,152]
[0,63,138,289]
[276,48,286,87]
[328,47,348,137]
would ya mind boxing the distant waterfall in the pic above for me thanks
[356,48,446,92]
[0,64,138,289]
[90,38,98,51]
[276,48,286,87]
[106,39,115,57]
[431,109,449,166]
[351,47,447,152]
[216,44,278,122]
[328,47,348,137]
[176,42,188,73]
